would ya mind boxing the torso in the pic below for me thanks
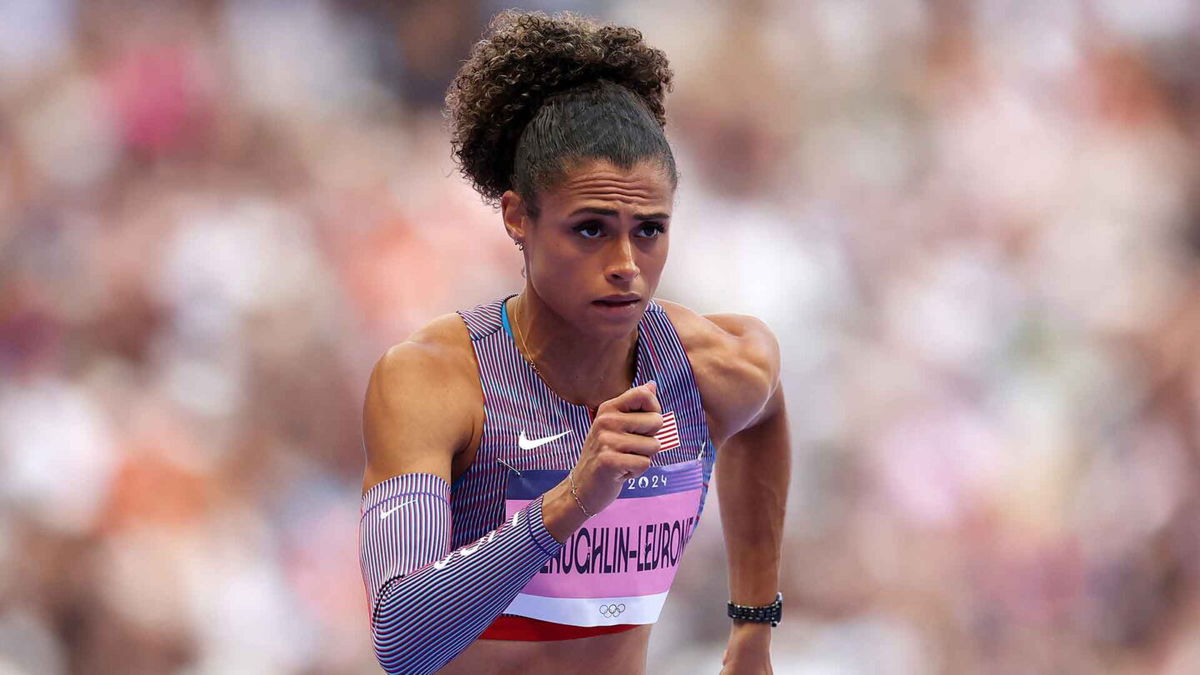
[450,292,715,528]
[391,294,775,674]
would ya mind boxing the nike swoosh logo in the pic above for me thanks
[518,429,572,450]
[380,499,417,519]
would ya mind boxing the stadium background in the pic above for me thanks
[2,0,1200,672]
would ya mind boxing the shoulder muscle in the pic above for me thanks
[361,313,480,493]
[657,300,780,443]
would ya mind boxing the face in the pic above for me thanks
[502,158,674,335]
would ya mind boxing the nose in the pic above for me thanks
[604,236,640,284]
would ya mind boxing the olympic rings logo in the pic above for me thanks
[599,603,626,618]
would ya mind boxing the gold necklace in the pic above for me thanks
[512,296,601,414]
[511,295,543,378]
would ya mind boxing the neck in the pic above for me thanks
[510,289,639,409]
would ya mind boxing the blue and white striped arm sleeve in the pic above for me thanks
[358,473,562,675]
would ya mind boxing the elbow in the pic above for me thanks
[371,622,424,675]
[370,584,416,674]
[370,589,454,675]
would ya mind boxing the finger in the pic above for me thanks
[592,409,662,434]
[606,411,663,436]
[604,381,661,414]
[605,453,653,480]
[609,432,661,457]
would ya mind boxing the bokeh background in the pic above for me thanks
[3,0,1200,673]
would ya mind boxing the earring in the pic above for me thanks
[516,240,525,251]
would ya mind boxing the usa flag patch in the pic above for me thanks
[655,411,680,451]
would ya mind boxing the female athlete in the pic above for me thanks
[359,11,790,674]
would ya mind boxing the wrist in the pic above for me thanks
[730,620,773,635]
[540,481,590,544]
[728,621,772,652]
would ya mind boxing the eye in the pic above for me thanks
[637,223,666,238]
[574,221,604,239]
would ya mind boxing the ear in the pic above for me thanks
[500,190,532,243]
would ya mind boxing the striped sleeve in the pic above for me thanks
[359,472,562,674]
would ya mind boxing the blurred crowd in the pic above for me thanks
[2,0,1199,673]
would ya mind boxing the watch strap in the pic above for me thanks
[727,592,783,627]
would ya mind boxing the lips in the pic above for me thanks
[595,295,640,305]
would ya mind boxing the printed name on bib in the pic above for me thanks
[540,515,697,575]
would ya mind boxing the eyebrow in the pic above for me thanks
[568,207,671,221]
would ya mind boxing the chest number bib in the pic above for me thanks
[500,459,705,626]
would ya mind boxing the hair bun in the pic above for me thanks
[446,10,673,203]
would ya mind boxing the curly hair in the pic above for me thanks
[445,10,676,209]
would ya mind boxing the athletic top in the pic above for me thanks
[359,293,716,673]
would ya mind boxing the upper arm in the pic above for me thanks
[361,321,478,494]
[705,313,783,432]
[658,299,782,444]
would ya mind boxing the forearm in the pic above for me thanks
[360,474,561,675]
[716,389,790,609]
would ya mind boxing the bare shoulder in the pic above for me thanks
[361,312,483,493]
[655,299,781,445]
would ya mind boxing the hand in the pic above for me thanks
[570,381,663,514]
[720,623,773,675]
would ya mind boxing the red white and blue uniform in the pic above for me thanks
[359,294,717,674]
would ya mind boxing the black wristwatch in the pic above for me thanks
[727,592,783,627]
